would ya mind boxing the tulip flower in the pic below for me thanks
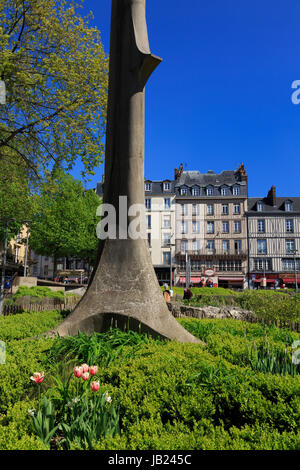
[73,366,83,378]
[82,372,90,381]
[90,381,100,392]
[30,372,44,384]
[103,391,112,403]
[89,365,98,376]
[81,364,89,373]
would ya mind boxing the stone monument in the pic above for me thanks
[52,0,201,343]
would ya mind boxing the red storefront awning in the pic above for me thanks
[254,278,277,283]
[180,277,202,283]
[218,277,244,281]
[282,278,300,283]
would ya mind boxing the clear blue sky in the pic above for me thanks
[72,0,300,197]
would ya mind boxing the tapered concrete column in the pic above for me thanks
[52,0,201,344]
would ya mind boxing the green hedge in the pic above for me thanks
[0,310,299,450]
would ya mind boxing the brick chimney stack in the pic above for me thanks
[237,162,247,182]
[175,163,183,180]
[267,185,276,206]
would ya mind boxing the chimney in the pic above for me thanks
[267,185,276,206]
[237,162,247,182]
[174,163,183,180]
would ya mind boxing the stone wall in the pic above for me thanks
[167,302,257,323]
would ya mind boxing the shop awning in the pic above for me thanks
[180,277,186,283]
[282,278,300,283]
[218,277,244,281]
[190,277,201,283]
[254,278,277,283]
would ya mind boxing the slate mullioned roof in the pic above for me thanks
[175,170,246,187]
[95,180,175,197]
[247,197,300,214]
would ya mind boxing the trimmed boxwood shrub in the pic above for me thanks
[0,310,299,450]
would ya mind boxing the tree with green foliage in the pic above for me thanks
[0,151,32,242]
[0,0,108,182]
[29,169,101,270]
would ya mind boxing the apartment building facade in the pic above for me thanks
[247,186,300,289]
[144,179,176,284]
[174,163,248,289]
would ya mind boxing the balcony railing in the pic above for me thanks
[176,249,247,259]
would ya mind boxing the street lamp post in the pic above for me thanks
[23,221,31,277]
[291,249,298,293]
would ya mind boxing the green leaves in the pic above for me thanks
[30,396,59,446]
[29,169,101,262]
[0,0,108,182]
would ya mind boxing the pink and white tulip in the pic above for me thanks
[30,372,44,384]
[73,366,83,378]
[90,381,100,392]
[82,372,90,381]
[81,364,89,373]
[89,366,98,376]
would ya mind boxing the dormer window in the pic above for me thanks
[285,201,293,212]
[257,202,264,212]
[206,186,213,196]
[192,186,200,196]
[163,182,171,191]
[180,187,188,196]
[145,182,152,191]
[233,185,240,196]
[221,186,229,196]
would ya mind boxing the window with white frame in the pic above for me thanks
[257,219,265,233]
[234,240,242,254]
[221,186,228,196]
[257,202,264,212]
[192,239,200,252]
[164,198,171,210]
[233,185,240,195]
[145,198,151,210]
[163,251,171,265]
[163,232,171,247]
[163,215,171,228]
[207,221,214,233]
[254,258,272,271]
[286,219,294,233]
[285,201,293,212]
[207,204,214,215]
[163,182,171,191]
[181,204,188,216]
[207,240,215,252]
[192,203,199,215]
[286,239,295,254]
[257,239,267,254]
[192,221,200,233]
[206,186,213,196]
[181,221,188,234]
[222,204,229,215]
[146,215,151,228]
[192,187,200,196]
[222,240,230,254]
[234,221,241,233]
[219,260,242,271]
[145,183,152,191]
[234,203,240,214]
[222,221,229,233]
[181,240,188,253]
[180,187,188,196]
[282,258,300,271]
